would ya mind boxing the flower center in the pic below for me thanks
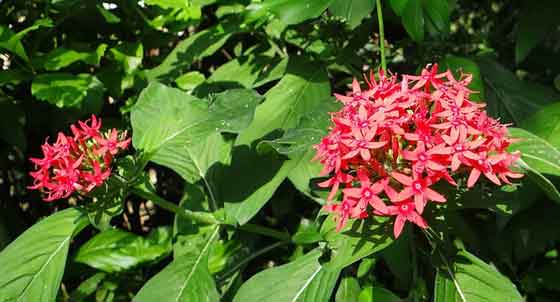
[400,204,409,211]
[413,182,423,191]
[454,144,463,152]
[342,202,350,212]
[358,141,368,148]
[418,153,428,161]
[360,121,369,128]
[363,189,372,199]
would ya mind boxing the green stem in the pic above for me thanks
[217,241,289,282]
[129,185,220,225]
[375,0,387,72]
[238,223,291,241]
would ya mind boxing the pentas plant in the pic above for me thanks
[28,115,130,202]
[314,65,523,238]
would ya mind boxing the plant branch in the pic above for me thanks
[217,241,289,282]
[375,0,387,72]
[238,223,291,241]
[129,185,220,225]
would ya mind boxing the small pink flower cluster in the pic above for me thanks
[314,65,523,238]
[29,115,131,202]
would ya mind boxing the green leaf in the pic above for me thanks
[109,42,143,74]
[440,56,484,102]
[75,227,172,273]
[515,0,559,63]
[292,219,323,244]
[145,20,239,81]
[207,55,288,89]
[31,73,105,108]
[329,0,375,29]
[476,56,560,124]
[233,249,340,302]
[434,250,523,302]
[358,286,400,302]
[520,102,560,148]
[335,277,361,302]
[220,58,331,224]
[96,4,121,23]
[134,225,221,302]
[389,0,409,16]
[236,58,331,145]
[0,18,53,63]
[131,83,260,181]
[42,44,107,71]
[402,0,424,42]
[0,208,88,302]
[249,0,335,25]
[422,0,449,33]
[434,269,459,302]
[508,128,560,177]
[69,272,107,301]
[218,145,293,224]
[176,71,205,91]
[518,159,560,202]
[321,216,393,270]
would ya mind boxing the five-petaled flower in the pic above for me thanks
[316,65,523,237]
[28,115,130,202]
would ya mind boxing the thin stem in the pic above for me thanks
[217,241,289,282]
[130,185,220,225]
[238,223,291,241]
[202,177,219,212]
[438,249,467,302]
[375,0,387,72]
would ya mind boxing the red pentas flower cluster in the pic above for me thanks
[314,65,523,238]
[29,115,130,202]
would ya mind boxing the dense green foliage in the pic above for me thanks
[1,0,560,301]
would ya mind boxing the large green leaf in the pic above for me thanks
[220,58,330,224]
[249,0,334,25]
[134,225,220,302]
[434,250,523,302]
[515,0,559,63]
[259,98,340,198]
[207,55,288,89]
[0,208,88,302]
[335,277,361,302]
[476,56,560,124]
[329,0,375,29]
[508,128,560,177]
[321,216,393,270]
[236,58,330,145]
[217,145,295,224]
[422,0,449,34]
[31,73,105,108]
[389,0,409,16]
[75,227,172,273]
[145,20,239,81]
[520,102,560,148]
[42,44,107,71]
[402,0,424,42]
[131,83,260,181]
[233,249,340,302]
[358,286,400,302]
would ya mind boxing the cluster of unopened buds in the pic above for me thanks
[29,115,130,202]
[314,64,523,238]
